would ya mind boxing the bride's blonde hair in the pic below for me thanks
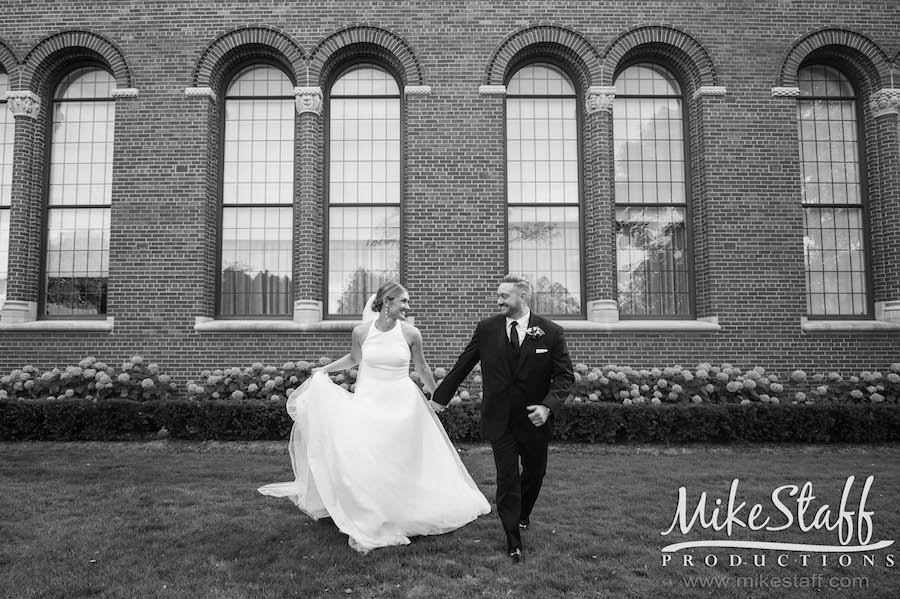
[372,280,407,312]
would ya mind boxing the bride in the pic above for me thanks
[257,281,491,553]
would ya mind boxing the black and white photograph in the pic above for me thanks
[0,1,898,597]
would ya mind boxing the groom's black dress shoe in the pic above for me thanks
[508,548,524,564]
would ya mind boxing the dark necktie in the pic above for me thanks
[509,321,520,353]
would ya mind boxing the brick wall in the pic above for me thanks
[0,1,898,390]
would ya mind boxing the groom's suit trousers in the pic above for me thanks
[491,423,549,551]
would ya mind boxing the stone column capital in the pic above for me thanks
[771,86,801,97]
[585,86,616,115]
[184,86,216,102]
[691,85,727,101]
[404,85,432,95]
[295,86,323,116]
[111,88,139,99]
[870,88,900,119]
[478,85,506,96]
[5,91,40,119]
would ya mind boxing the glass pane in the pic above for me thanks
[506,98,578,204]
[54,67,115,100]
[508,206,581,315]
[613,96,686,204]
[226,65,293,97]
[615,63,681,96]
[222,98,295,205]
[616,206,689,316]
[48,100,115,206]
[0,208,8,306]
[798,65,855,98]
[327,206,400,315]
[329,98,400,204]
[219,206,292,316]
[0,72,7,96]
[507,63,575,96]
[0,90,12,207]
[331,65,400,96]
[797,98,861,207]
[803,206,867,316]
[43,207,109,315]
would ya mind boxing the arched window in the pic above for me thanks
[326,64,401,317]
[42,67,114,316]
[506,63,583,316]
[218,64,295,317]
[0,71,12,308]
[613,63,692,317]
[797,64,870,317]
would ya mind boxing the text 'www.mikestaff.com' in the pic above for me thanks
[682,574,869,589]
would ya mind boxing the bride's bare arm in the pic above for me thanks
[312,325,365,374]
[408,326,438,395]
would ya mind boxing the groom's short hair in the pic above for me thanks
[500,273,531,297]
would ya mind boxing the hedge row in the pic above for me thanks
[2,399,898,443]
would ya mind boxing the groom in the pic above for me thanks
[431,274,574,563]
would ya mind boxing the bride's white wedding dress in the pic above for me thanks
[257,318,491,553]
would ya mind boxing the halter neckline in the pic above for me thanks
[371,317,400,334]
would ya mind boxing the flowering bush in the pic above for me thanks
[568,363,900,406]
[186,358,482,404]
[186,361,314,401]
[787,365,900,405]
[0,356,176,402]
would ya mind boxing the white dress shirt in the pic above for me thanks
[505,309,530,345]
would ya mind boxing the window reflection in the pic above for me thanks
[219,65,294,316]
[798,65,868,316]
[506,63,582,315]
[327,65,401,316]
[613,63,691,317]
[44,67,114,316]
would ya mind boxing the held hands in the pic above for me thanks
[428,399,446,413]
[526,404,550,427]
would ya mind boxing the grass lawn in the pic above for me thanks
[1,441,898,599]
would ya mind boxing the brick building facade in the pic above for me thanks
[0,1,897,389]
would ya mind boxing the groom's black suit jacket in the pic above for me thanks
[433,312,574,442]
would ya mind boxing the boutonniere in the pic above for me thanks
[525,326,545,339]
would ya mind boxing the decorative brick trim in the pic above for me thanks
[110,87,139,98]
[585,85,616,114]
[294,86,322,115]
[0,39,18,83]
[184,86,215,101]
[5,91,40,118]
[776,27,891,88]
[600,24,718,89]
[478,84,506,95]
[691,85,727,100]
[869,88,900,118]
[21,29,132,90]
[483,23,602,89]
[192,26,304,90]
[771,86,801,97]
[404,85,431,95]
[309,25,425,87]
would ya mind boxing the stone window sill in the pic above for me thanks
[558,316,720,332]
[800,317,900,333]
[0,317,114,332]
[193,316,415,332]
